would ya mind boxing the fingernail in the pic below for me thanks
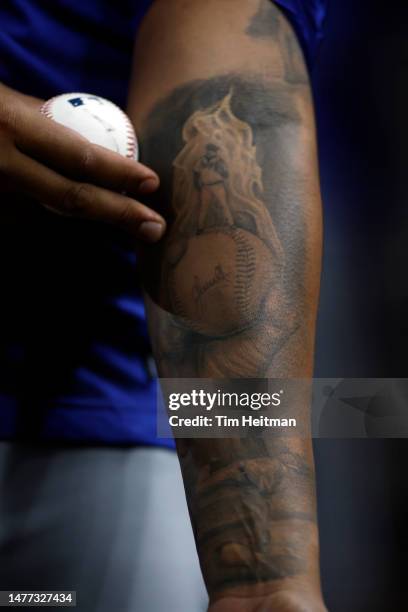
[139,177,159,194]
[138,221,165,243]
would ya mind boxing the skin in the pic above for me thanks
[128,1,325,610]
[0,82,165,241]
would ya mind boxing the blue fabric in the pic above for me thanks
[0,0,326,447]
[274,0,328,70]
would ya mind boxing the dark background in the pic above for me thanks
[312,1,408,610]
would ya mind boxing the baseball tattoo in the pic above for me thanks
[166,91,284,338]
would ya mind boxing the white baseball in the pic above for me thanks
[40,93,138,160]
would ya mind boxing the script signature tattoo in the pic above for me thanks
[193,265,230,309]
[138,8,319,599]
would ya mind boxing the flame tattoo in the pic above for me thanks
[172,91,283,260]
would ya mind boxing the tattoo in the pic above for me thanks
[283,30,308,85]
[142,75,305,375]
[193,265,231,312]
[178,438,317,593]
[246,0,308,85]
[140,68,317,595]
[245,0,280,39]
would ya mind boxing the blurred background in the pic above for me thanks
[312,0,408,610]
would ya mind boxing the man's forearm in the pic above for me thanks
[139,78,321,601]
[129,0,323,605]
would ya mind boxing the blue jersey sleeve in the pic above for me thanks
[274,0,328,70]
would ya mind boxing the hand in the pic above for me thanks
[208,590,328,612]
[0,83,166,242]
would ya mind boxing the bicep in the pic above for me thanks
[128,0,322,377]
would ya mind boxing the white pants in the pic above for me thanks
[0,442,208,612]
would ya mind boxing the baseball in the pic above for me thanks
[168,228,280,337]
[40,92,138,160]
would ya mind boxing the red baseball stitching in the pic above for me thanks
[39,95,60,120]
[120,108,138,159]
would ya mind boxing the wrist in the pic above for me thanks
[208,588,327,612]
[208,575,326,612]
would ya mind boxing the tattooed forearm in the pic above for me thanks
[141,72,320,598]
[132,1,322,601]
